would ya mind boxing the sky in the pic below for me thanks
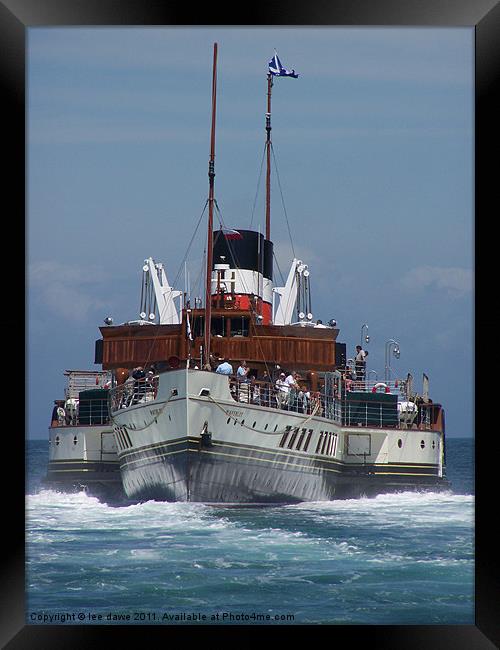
[27,27,473,439]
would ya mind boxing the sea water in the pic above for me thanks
[26,438,474,625]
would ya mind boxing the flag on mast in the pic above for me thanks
[268,52,299,78]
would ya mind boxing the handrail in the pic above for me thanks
[52,398,111,427]
[105,372,440,432]
[227,378,438,431]
[108,375,159,413]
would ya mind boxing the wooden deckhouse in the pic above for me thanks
[96,308,344,378]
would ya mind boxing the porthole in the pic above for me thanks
[398,439,402,448]
[265,423,268,430]
[252,421,256,428]
[227,417,231,424]
[432,440,436,449]
[274,425,278,432]
[73,436,78,445]
[241,420,245,426]
[55,436,60,446]
[420,440,425,449]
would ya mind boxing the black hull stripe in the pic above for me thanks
[48,460,118,466]
[119,437,440,477]
[118,435,439,469]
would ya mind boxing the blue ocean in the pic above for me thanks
[26,438,474,626]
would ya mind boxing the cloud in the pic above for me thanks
[29,261,109,323]
[399,266,473,295]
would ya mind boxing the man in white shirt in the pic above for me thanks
[275,372,288,408]
[355,346,367,381]
[284,371,300,410]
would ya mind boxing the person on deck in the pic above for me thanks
[132,366,146,403]
[237,360,249,381]
[50,400,66,427]
[355,346,367,382]
[299,385,311,413]
[261,370,272,407]
[275,372,289,408]
[284,371,300,411]
[216,358,234,375]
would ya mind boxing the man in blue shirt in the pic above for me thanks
[216,358,234,375]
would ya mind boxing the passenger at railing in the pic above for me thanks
[275,372,289,408]
[250,375,261,404]
[355,346,367,382]
[64,398,79,425]
[285,371,301,411]
[207,354,218,371]
[51,400,66,427]
[261,370,272,407]
[237,360,250,382]
[216,358,234,375]
[132,366,146,404]
[298,385,310,413]
[145,370,155,399]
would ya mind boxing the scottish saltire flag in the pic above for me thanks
[222,228,243,240]
[268,52,299,78]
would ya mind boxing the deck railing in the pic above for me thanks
[228,378,437,431]
[107,372,438,432]
[53,398,111,427]
[108,376,159,412]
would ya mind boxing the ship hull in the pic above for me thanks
[111,369,449,503]
[45,424,126,502]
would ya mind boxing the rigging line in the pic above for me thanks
[108,388,174,431]
[140,200,209,369]
[169,199,209,299]
[272,250,286,286]
[249,142,267,230]
[271,142,295,259]
[189,247,207,353]
[207,392,320,435]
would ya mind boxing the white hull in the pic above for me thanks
[45,424,124,500]
[109,369,448,503]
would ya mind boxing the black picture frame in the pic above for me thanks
[7,0,498,647]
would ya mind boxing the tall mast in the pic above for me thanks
[265,72,273,241]
[204,42,218,366]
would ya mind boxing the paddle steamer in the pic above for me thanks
[94,45,448,502]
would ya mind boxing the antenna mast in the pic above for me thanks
[204,43,218,366]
